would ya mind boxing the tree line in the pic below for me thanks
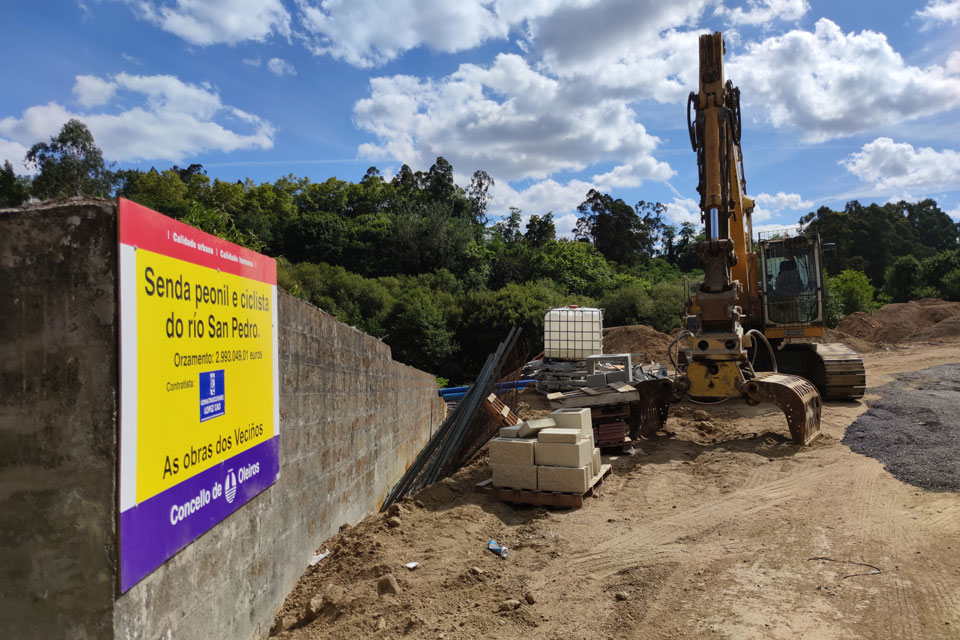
[3,120,959,381]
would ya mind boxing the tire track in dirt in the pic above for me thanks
[570,461,840,576]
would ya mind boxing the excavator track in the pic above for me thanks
[770,342,866,401]
[813,343,866,400]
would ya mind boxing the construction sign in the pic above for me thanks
[117,198,279,592]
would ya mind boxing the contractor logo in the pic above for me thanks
[199,369,225,422]
[225,468,237,504]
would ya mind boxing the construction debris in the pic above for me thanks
[381,327,525,509]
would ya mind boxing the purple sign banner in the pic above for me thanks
[120,436,279,591]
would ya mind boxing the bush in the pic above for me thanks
[824,269,877,327]
[600,281,683,333]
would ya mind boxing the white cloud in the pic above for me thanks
[243,57,261,67]
[296,0,521,67]
[73,75,117,108]
[945,204,960,221]
[267,57,297,76]
[0,73,274,164]
[525,1,709,103]
[133,0,291,46]
[729,19,960,142]
[489,177,595,216]
[841,137,960,193]
[916,0,960,27]
[353,53,674,186]
[0,138,31,173]
[664,196,701,225]
[752,191,813,221]
[715,0,809,26]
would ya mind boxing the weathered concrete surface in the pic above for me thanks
[0,199,444,639]
[0,199,119,640]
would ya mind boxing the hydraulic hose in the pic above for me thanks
[745,329,777,374]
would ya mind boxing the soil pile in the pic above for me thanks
[602,325,673,364]
[837,298,960,344]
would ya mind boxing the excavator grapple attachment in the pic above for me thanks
[629,378,675,439]
[742,373,822,445]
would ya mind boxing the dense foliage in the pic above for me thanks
[4,120,958,380]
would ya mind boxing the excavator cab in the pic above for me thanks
[758,233,825,333]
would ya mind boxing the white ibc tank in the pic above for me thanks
[543,306,603,360]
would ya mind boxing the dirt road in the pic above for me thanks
[274,339,960,639]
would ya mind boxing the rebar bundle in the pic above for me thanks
[381,327,523,510]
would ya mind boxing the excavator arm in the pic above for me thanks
[677,32,823,445]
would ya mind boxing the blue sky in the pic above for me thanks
[2,0,959,236]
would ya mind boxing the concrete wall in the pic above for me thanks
[0,199,443,639]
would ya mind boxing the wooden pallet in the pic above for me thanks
[482,393,521,427]
[475,464,611,508]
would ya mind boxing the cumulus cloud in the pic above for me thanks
[714,0,809,26]
[916,0,960,27]
[73,75,117,108]
[243,57,261,67]
[0,73,274,164]
[752,191,813,221]
[296,0,519,67]
[664,196,702,226]
[524,0,709,103]
[267,57,297,76]
[132,0,291,46]
[841,137,960,193]
[728,19,960,142]
[0,138,31,173]
[353,53,674,185]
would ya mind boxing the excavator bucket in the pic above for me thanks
[629,378,675,439]
[742,373,822,445]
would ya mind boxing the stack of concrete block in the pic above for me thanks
[489,408,601,494]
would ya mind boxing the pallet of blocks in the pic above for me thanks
[477,407,611,508]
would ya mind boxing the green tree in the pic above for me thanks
[384,288,458,374]
[883,255,921,303]
[575,190,646,265]
[26,119,114,199]
[941,269,960,301]
[468,169,494,225]
[0,160,30,207]
[524,213,556,247]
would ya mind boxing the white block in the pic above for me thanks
[489,438,536,466]
[492,464,538,490]
[499,425,522,438]
[592,448,600,477]
[518,418,556,438]
[538,465,590,493]
[537,428,582,444]
[534,438,592,468]
[550,408,593,438]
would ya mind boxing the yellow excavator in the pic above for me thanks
[674,32,866,445]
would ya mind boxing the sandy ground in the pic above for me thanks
[273,339,960,639]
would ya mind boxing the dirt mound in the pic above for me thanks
[837,298,960,344]
[820,327,881,353]
[602,325,673,364]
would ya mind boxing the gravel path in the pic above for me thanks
[843,363,960,491]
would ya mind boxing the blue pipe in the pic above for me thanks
[437,379,535,397]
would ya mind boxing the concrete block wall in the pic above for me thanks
[0,199,444,639]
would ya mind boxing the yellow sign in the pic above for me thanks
[134,248,275,502]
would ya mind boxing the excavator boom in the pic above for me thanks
[678,32,825,445]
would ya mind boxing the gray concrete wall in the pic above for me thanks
[0,199,443,639]
[0,200,120,640]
